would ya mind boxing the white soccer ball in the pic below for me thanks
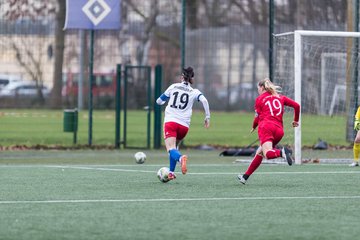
[134,152,146,164]
[157,167,170,183]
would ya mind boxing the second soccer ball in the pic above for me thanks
[134,152,146,164]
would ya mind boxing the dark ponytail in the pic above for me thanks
[182,67,194,84]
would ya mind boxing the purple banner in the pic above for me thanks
[64,0,121,30]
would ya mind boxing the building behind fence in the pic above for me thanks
[0,0,349,111]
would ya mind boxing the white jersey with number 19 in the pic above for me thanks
[163,82,203,127]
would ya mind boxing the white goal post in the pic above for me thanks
[275,30,360,165]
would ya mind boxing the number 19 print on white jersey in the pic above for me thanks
[163,82,203,127]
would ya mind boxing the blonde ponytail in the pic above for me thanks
[258,78,281,95]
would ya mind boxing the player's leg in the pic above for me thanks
[262,141,281,159]
[272,128,293,165]
[262,140,292,165]
[351,131,360,167]
[164,137,178,180]
[164,122,189,175]
[260,125,283,160]
[238,146,263,184]
[164,122,179,180]
[175,124,189,174]
[262,127,291,164]
[165,137,178,165]
[238,127,270,184]
[175,139,188,174]
[176,139,183,150]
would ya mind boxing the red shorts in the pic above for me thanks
[257,123,284,146]
[163,122,189,140]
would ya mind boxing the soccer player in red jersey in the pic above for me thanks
[238,78,300,184]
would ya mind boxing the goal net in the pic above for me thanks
[273,30,360,164]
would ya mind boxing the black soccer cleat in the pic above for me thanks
[281,147,293,166]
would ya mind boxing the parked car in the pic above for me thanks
[0,74,23,90]
[0,81,50,97]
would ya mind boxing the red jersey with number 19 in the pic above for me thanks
[252,92,300,130]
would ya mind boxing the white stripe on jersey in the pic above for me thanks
[163,82,202,127]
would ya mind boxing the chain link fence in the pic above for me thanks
[0,0,350,146]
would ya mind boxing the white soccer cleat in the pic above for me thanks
[237,174,247,185]
[349,162,359,167]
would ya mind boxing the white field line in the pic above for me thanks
[0,165,360,175]
[55,165,156,173]
[0,163,354,168]
[0,164,240,168]
[49,165,360,175]
[1,196,360,205]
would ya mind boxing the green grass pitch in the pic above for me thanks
[0,149,359,240]
[0,109,350,147]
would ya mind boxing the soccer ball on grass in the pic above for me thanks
[134,151,146,164]
[157,167,170,183]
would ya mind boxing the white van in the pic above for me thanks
[0,74,22,89]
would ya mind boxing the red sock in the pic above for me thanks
[245,154,263,176]
[265,149,281,159]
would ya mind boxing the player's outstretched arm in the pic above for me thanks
[199,95,210,129]
[284,96,300,125]
[204,117,210,128]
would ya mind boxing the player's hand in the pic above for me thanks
[292,121,299,127]
[204,117,210,129]
[354,119,360,131]
[250,128,255,133]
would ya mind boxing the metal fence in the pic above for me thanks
[0,0,352,147]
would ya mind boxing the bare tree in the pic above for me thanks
[124,0,159,65]
[3,0,58,103]
[11,38,45,100]
[187,0,199,29]
[273,0,346,28]
[51,0,65,108]
[200,0,236,27]
[4,0,56,20]
[121,0,160,108]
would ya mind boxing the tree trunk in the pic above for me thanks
[51,0,66,109]
[187,0,198,29]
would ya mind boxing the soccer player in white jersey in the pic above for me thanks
[156,67,211,181]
